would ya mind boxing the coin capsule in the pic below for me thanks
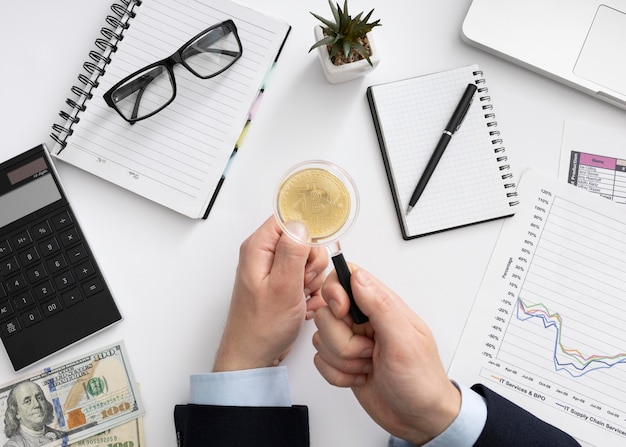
[277,167,351,241]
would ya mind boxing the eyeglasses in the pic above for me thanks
[103,20,242,124]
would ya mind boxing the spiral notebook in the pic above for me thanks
[367,64,519,239]
[50,0,290,219]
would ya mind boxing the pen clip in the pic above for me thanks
[454,96,473,132]
[445,83,477,134]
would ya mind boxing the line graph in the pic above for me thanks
[514,298,626,377]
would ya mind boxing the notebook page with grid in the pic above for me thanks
[367,64,518,239]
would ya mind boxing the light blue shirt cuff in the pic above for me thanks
[189,366,292,407]
[389,382,487,447]
[188,370,486,447]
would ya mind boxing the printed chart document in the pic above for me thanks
[558,121,626,205]
[449,169,626,446]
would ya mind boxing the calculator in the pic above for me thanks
[0,144,122,370]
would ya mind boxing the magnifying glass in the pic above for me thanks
[274,160,368,324]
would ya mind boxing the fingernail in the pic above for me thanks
[360,348,372,358]
[284,220,309,242]
[304,288,312,298]
[306,310,315,320]
[329,300,340,316]
[354,269,371,287]
[362,363,373,374]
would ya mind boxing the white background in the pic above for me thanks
[1,0,624,445]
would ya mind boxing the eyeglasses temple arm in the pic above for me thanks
[129,82,149,123]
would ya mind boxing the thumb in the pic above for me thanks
[350,267,411,335]
[272,221,311,281]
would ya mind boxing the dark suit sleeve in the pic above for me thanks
[174,404,309,447]
[471,385,580,446]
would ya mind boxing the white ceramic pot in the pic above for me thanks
[314,25,380,84]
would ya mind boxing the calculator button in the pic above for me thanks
[75,261,96,281]
[26,264,47,284]
[5,274,27,292]
[51,211,72,230]
[0,257,19,277]
[1,318,21,337]
[39,237,61,256]
[83,278,104,297]
[31,221,53,240]
[47,254,67,273]
[11,231,32,250]
[0,284,6,299]
[33,281,54,301]
[13,291,35,310]
[21,308,42,328]
[42,298,63,318]
[19,247,40,266]
[0,240,11,258]
[61,288,83,307]
[0,301,14,319]
[59,228,81,247]
[55,271,76,290]
[67,244,88,264]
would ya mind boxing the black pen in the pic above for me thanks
[406,83,477,214]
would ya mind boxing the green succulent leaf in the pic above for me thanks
[342,40,351,59]
[352,40,373,65]
[329,43,342,60]
[309,35,336,52]
[330,0,341,26]
[310,12,336,31]
[309,0,382,63]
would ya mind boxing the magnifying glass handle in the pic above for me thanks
[331,253,369,324]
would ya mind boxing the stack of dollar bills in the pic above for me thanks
[0,342,144,447]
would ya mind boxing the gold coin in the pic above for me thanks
[277,167,351,240]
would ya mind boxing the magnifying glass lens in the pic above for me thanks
[275,161,358,246]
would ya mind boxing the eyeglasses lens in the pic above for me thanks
[182,24,241,78]
[110,65,174,121]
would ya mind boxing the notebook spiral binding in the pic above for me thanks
[50,0,142,151]
[473,70,519,207]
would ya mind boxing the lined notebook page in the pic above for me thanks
[53,0,289,218]
[368,65,517,238]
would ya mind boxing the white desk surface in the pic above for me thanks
[1,1,624,445]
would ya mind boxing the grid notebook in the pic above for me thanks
[50,0,291,219]
[367,64,519,239]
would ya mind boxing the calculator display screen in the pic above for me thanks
[7,157,48,185]
[0,158,62,228]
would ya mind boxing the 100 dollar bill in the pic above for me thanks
[71,417,144,447]
[0,341,144,447]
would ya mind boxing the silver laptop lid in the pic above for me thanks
[462,0,626,110]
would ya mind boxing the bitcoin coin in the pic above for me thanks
[277,167,351,240]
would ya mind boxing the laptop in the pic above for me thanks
[462,0,626,110]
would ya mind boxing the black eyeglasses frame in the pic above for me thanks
[103,19,243,124]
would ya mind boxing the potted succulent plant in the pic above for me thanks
[309,0,382,84]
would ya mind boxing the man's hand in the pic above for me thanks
[313,264,461,445]
[213,217,328,372]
